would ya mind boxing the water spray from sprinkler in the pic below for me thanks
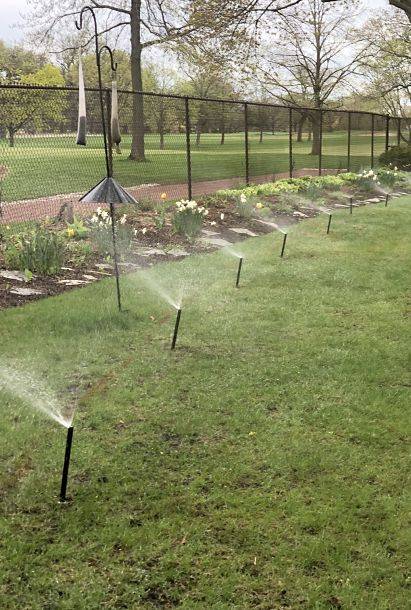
[60,426,74,503]
[171,307,182,350]
[235,257,244,288]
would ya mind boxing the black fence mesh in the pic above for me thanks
[0,83,404,225]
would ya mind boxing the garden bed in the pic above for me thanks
[1,168,409,310]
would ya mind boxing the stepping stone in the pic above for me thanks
[95,263,113,270]
[201,229,220,236]
[167,248,190,257]
[83,274,98,281]
[255,219,279,228]
[293,211,309,218]
[136,247,166,257]
[0,270,26,282]
[10,287,43,296]
[365,198,381,203]
[229,227,258,237]
[199,236,232,247]
[61,266,74,271]
[93,270,111,276]
[58,279,89,286]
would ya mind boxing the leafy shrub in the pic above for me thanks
[379,145,411,171]
[275,192,307,211]
[172,200,208,241]
[4,226,65,275]
[65,240,93,266]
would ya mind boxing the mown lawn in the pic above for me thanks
[0,130,388,202]
[0,198,410,609]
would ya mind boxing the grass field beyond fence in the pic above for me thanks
[0,198,410,609]
[0,130,390,202]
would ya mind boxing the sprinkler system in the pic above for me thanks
[280,231,288,258]
[385,194,389,207]
[326,213,333,234]
[235,257,244,288]
[171,308,182,350]
[350,197,353,214]
[60,426,74,503]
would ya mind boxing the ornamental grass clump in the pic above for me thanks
[89,207,134,257]
[172,200,208,241]
[4,225,65,275]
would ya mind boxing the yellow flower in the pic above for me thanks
[256,202,263,209]
[161,192,167,200]
[66,228,75,238]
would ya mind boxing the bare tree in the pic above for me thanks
[246,0,368,155]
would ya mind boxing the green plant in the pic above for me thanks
[65,240,93,267]
[235,193,255,218]
[303,182,323,202]
[154,204,167,231]
[138,198,157,212]
[376,167,400,188]
[4,226,65,275]
[379,145,411,171]
[65,217,89,240]
[172,200,208,242]
[89,208,134,258]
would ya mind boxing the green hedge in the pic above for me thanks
[379,145,411,171]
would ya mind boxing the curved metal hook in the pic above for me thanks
[75,6,98,36]
[99,45,117,73]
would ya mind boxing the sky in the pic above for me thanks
[0,0,394,45]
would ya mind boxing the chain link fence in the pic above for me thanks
[0,83,402,225]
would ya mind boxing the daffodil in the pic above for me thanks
[66,228,75,238]
[142,227,147,234]
[256,202,263,209]
[220,213,225,220]
[161,192,167,200]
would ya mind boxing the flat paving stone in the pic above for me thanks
[0,270,26,282]
[167,248,190,257]
[58,279,89,286]
[199,236,233,247]
[83,274,98,281]
[201,229,220,236]
[10,287,43,296]
[229,227,258,237]
[95,263,113,270]
[135,247,167,256]
[365,198,381,203]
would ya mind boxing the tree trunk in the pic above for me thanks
[297,116,306,142]
[196,122,201,146]
[129,0,145,161]
[8,128,15,147]
[310,115,321,156]
[259,129,263,143]
[220,113,225,145]
[158,101,165,150]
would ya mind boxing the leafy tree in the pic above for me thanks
[0,64,66,146]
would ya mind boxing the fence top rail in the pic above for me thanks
[0,82,400,120]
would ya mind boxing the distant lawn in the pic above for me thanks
[0,198,409,609]
[0,130,389,202]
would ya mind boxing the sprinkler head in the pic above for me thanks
[350,197,353,214]
[171,308,182,350]
[59,426,74,503]
[235,257,243,288]
[326,214,333,235]
[280,232,288,258]
[385,194,389,207]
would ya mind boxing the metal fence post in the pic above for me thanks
[184,97,192,200]
[244,102,250,185]
[318,110,323,176]
[347,112,351,172]
[385,115,390,152]
[371,114,375,168]
[289,108,293,179]
[397,118,401,147]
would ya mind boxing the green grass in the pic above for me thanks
[0,130,389,202]
[0,199,410,609]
